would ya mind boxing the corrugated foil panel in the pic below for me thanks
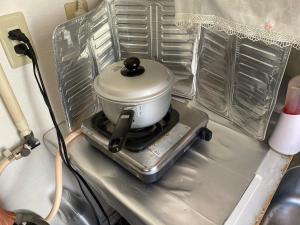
[196,28,234,115]
[53,2,290,139]
[110,0,196,98]
[231,39,290,139]
[111,0,152,59]
[53,2,117,130]
[195,27,291,140]
[156,0,195,97]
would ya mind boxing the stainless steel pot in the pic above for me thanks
[94,57,174,152]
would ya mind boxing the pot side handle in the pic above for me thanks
[109,109,135,153]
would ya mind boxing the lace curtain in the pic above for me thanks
[175,0,300,49]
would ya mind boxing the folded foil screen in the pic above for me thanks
[196,28,290,139]
[53,1,290,139]
[53,2,117,129]
[111,0,196,97]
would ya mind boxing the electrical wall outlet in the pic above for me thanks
[64,0,88,20]
[0,12,33,68]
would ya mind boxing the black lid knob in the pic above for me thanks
[124,57,140,70]
[121,57,145,76]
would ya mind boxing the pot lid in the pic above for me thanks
[94,57,174,103]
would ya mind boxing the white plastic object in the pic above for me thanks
[269,112,300,155]
[0,64,31,137]
[74,0,87,17]
[284,75,300,115]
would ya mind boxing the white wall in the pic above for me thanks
[286,48,300,78]
[0,0,98,221]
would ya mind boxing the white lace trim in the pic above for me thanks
[176,14,300,49]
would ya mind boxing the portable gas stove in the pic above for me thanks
[82,100,212,183]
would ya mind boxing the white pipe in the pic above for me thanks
[0,65,84,223]
[45,151,62,223]
[0,130,82,222]
[0,158,12,175]
[0,64,31,137]
[0,144,23,175]
[45,129,82,223]
[0,62,82,222]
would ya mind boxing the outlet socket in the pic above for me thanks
[0,12,33,68]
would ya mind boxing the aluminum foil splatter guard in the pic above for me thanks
[53,0,290,140]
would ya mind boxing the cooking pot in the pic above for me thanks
[94,57,174,152]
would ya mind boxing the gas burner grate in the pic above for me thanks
[91,107,179,152]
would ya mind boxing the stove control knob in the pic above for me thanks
[198,127,212,141]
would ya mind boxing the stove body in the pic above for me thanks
[82,100,210,183]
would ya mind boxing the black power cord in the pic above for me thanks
[10,29,111,225]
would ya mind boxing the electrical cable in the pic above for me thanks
[9,29,111,225]
[32,48,109,225]
[30,45,110,225]
[31,55,110,225]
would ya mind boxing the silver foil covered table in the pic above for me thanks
[44,106,273,225]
